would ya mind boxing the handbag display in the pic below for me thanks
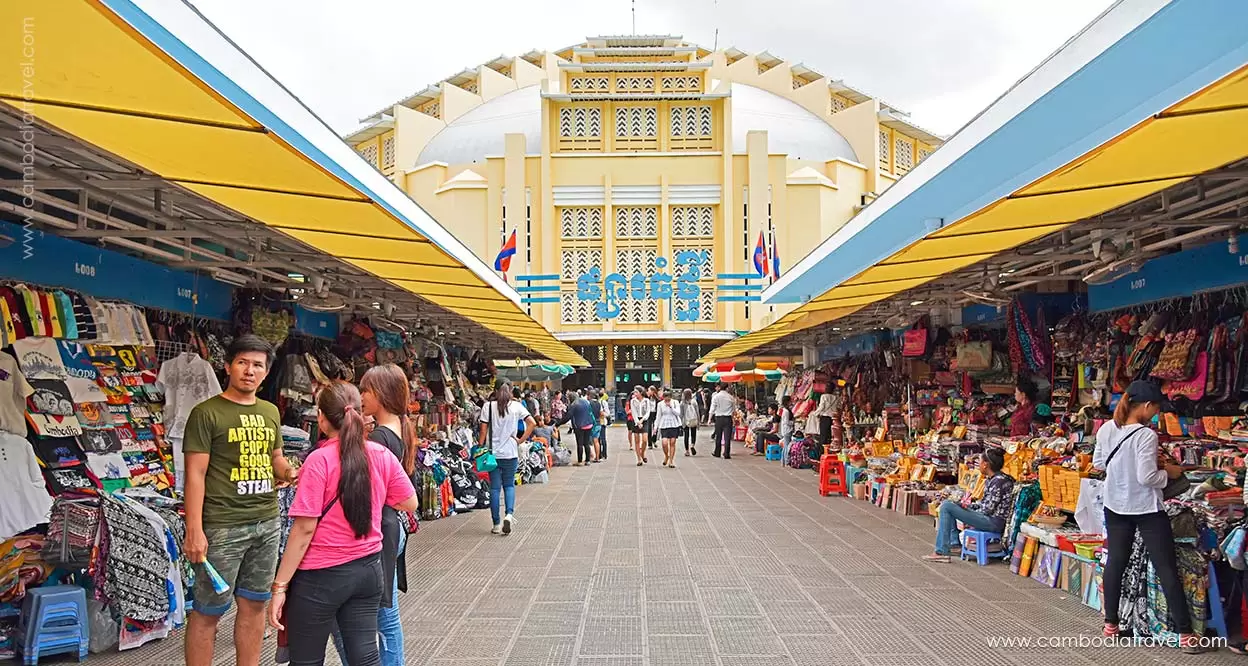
[902,323,928,358]
[1151,328,1201,380]
[955,341,992,371]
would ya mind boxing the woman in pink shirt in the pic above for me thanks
[268,381,417,666]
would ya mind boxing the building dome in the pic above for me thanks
[418,86,543,165]
[417,83,858,166]
[729,84,858,162]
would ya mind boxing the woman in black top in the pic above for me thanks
[353,364,417,666]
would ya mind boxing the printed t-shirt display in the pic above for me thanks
[0,432,55,539]
[158,352,222,440]
[0,351,34,435]
[27,379,74,415]
[479,399,531,460]
[181,395,282,527]
[287,438,415,570]
[11,337,69,380]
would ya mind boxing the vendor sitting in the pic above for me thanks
[752,404,782,455]
[924,448,1015,563]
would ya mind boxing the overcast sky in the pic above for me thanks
[188,0,1115,137]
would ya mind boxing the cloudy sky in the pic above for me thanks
[189,0,1114,137]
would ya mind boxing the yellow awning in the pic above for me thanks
[0,1,585,366]
[702,64,1248,362]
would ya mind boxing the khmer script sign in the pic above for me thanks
[576,250,708,320]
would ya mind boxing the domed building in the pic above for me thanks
[345,36,942,387]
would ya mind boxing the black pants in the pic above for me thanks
[818,416,833,447]
[755,431,780,453]
[287,552,384,666]
[684,426,697,450]
[1102,508,1192,633]
[712,416,733,457]
[574,427,593,463]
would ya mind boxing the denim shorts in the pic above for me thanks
[194,517,281,615]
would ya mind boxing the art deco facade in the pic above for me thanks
[345,36,941,386]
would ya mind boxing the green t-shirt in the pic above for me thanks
[182,395,282,527]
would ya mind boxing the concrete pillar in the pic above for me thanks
[746,130,769,329]
[662,342,672,387]
[503,133,527,286]
[605,342,616,392]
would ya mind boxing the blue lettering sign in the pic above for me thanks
[576,253,709,320]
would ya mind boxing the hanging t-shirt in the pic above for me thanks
[0,351,34,435]
[181,395,282,528]
[0,432,54,539]
[57,341,98,381]
[479,399,531,460]
[54,292,78,339]
[67,292,97,341]
[158,352,222,440]
[12,337,69,380]
[26,379,74,415]
[66,377,106,403]
[0,286,27,342]
[74,401,111,430]
[41,292,63,338]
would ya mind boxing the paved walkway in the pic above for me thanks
[85,426,1237,666]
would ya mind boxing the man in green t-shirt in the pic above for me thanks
[183,335,295,666]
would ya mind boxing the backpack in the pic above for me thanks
[787,436,810,469]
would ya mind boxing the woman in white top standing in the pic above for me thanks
[628,387,650,466]
[479,381,536,536]
[680,389,700,457]
[1093,380,1203,653]
[655,388,684,469]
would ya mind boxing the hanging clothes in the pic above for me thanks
[0,432,54,539]
[98,494,171,622]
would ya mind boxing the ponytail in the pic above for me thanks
[399,414,417,476]
[1112,394,1133,427]
[318,381,374,539]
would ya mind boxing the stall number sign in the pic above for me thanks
[575,250,708,320]
[74,262,96,278]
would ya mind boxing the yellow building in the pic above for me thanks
[346,36,941,387]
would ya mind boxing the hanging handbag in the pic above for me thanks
[902,321,928,358]
[955,341,992,371]
[474,403,499,473]
[1222,525,1248,570]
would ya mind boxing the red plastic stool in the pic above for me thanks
[819,455,848,496]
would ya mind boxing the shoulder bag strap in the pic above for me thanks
[1103,425,1147,472]
[320,495,339,519]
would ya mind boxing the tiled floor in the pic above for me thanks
[79,427,1239,665]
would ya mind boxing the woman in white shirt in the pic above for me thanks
[680,389,700,457]
[654,388,684,469]
[628,387,650,466]
[1093,380,1202,653]
[478,382,536,536]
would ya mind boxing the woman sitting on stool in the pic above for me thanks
[924,448,1014,563]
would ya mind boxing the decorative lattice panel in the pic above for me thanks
[830,95,849,114]
[358,144,378,165]
[617,248,658,276]
[673,247,714,279]
[879,129,891,170]
[418,101,439,118]
[559,207,604,239]
[615,107,658,137]
[671,206,714,237]
[381,136,395,168]
[461,80,479,94]
[661,76,701,93]
[669,105,714,149]
[559,107,602,137]
[895,136,914,173]
[699,289,716,321]
[918,147,933,163]
[792,77,807,90]
[615,207,658,239]
[561,248,603,280]
[569,76,610,93]
[615,76,655,93]
[561,291,601,324]
[496,65,511,78]
[618,298,658,324]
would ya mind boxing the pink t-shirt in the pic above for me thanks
[289,438,416,570]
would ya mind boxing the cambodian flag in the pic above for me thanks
[753,231,769,277]
[772,239,781,279]
[494,230,516,273]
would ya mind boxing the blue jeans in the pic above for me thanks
[332,532,406,666]
[935,500,1004,555]
[490,457,519,525]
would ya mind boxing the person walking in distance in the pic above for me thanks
[558,390,595,466]
[655,388,683,468]
[645,386,659,450]
[709,384,736,459]
[680,389,699,456]
[268,382,418,666]
[629,387,651,466]
[479,382,536,535]
[182,335,296,666]
[587,388,605,462]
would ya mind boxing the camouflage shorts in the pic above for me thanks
[194,517,280,616]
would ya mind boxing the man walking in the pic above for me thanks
[709,384,736,460]
[557,390,595,465]
[183,335,296,666]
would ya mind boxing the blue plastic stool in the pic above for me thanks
[845,465,868,488]
[765,443,783,461]
[960,530,1005,566]
[17,585,88,664]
